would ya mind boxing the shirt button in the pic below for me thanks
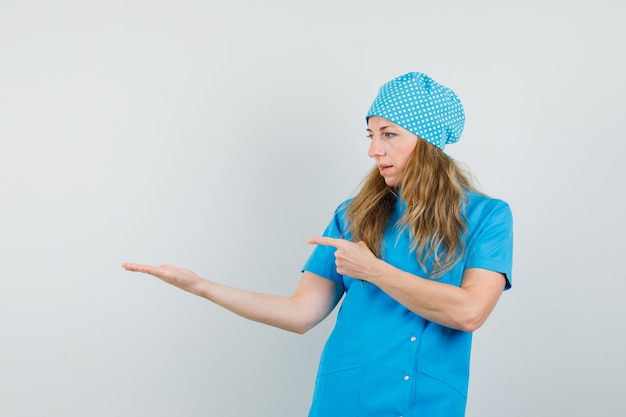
[410,336,417,342]
[403,375,410,381]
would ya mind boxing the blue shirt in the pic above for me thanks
[303,191,513,417]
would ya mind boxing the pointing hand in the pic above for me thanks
[307,237,380,281]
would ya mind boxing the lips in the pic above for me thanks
[378,164,393,175]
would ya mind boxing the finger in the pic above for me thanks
[122,263,157,273]
[307,236,345,248]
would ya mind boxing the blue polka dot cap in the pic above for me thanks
[366,72,465,150]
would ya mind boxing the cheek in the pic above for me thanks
[398,144,417,168]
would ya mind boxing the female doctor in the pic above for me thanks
[123,72,513,416]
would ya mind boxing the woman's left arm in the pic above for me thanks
[307,237,506,332]
[368,264,505,332]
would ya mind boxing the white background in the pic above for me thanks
[1,0,624,416]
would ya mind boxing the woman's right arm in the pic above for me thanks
[122,263,344,334]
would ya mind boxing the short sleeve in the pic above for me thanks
[464,202,514,290]
[301,204,349,285]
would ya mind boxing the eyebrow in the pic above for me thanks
[366,125,394,132]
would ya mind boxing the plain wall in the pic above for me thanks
[1,0,624,416]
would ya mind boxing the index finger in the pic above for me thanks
[307,236,346,248]
[122,262,158,273]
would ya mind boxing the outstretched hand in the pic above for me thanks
[307,237,381,281]
[122,263,205,295]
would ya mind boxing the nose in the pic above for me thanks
[368,136,385,158]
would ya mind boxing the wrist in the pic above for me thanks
[366,258,389,285]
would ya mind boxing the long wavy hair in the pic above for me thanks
[346,138,478,278]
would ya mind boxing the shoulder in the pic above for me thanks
[464,191,512,221]
[320,198,354,238]
[463,191,514,288]
[463,191,513,240]
[333,198,353,218]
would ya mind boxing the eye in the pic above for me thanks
[366,134,373,140]
[383,132,396,139]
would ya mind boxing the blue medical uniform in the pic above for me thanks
[303,191,513,417]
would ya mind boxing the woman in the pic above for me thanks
[123,72,513,416]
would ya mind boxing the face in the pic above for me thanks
[367,116,418,186]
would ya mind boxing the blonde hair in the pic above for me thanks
[346,138,477,278]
